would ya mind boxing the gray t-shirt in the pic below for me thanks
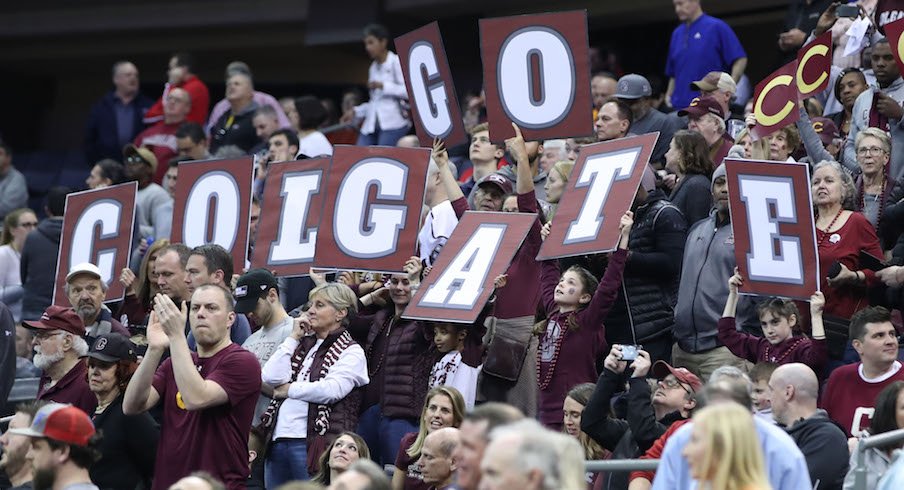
[243,315,294,420]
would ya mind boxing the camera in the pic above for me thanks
[837,4,859,18]
[620,345,642,361]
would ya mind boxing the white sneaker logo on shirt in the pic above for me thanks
[694,32,702,40]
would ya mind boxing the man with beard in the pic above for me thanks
[64,263,131,343]
[9,403,100,490]
[0,401,46,490]
[24,306,96,414]
[844,38,904,180]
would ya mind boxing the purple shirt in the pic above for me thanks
[494,192,543,320]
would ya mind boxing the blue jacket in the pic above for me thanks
[84,91,153,164]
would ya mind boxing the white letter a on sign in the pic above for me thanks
[418,224,506,309]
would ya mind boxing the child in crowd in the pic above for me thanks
[534,211,632,429]
[719,270,828,375]
[749,362,777,421]
[429,322,482,410]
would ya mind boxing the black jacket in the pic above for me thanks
[84,91,153,164]
[20,217,63,321]
[784,410,849,490]
[581,368,688,490]
[605,190,687,345]
[0,302,15,404]
[90,395,159,490]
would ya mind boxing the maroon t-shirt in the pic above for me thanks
[38,360,97,415]
[394,432,431,490]
[150,343,261,490]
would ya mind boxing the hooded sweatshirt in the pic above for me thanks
[784,409,849,490]
[20,217,63,321]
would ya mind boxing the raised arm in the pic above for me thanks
[122,313,165,415]
[505,123,534,195]
[717,272,762,362]
[575,212,632,328]
[433,138,465,203]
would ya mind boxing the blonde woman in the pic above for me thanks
[544,160,575,219]
[563,383,608,489]
[683,403,771,490]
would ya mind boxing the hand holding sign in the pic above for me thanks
[505,123,529,166]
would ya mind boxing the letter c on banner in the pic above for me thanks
[754,75,796,127]
[70,199,122,285]
[739,175,804,284]
[796,44,829,94]
[409,41,453,138]
[183,171,241,250]
[497,27,575,128]
[335,159,408,258]
[565,148,640,244]
[419,224,506,308]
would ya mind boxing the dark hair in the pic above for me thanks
[1,208,36,245]
[869,381,904,446]
[168,155,191,169]
[295,95,328,130]
[269,128,300,149]
[671,130,714,177]
[95,159,125,185]
[46,434,102,469]
[564,265,599,303]
[312,432,371,485]
[748,362,778,384]
[15,400,47,425]
[755,297,800,330]
[86,357,138,392]
[46,186,71,217]
[834,68,867,103]
[566,383,595,406]
[850,306,893,342]
[602,97,634,126]
[171,52,194,72]
[190,243,234,282]
[160,243,192,268]
[363,23,390,41]
[176,122,207,143]
[253,105,278,121]
[0,140,11,156]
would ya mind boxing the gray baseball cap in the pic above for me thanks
[616,74,652,100]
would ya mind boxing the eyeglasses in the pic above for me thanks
[34,331,64,341]
[857,146,887,156]
[658,377,691,395]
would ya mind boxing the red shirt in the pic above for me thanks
[150,343,261,490]
[821,362,904,437]
[816,212,883,319]
[134,121,182,184]
[394,432,431,490]
[145,75,210,125]
[717,317,828,374]
[493,192,542,319]
[37,360,97,415]
[629,418,692,484]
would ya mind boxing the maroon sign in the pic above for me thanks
[726,159,819,299]
[53,182,137,305]
[885,16,904,71]
[251,158,331,276]
[313,145,430,273]
[751,61,800,140]
[796,32,832,101]
[170,158,254,272]
[396,22,467,148]
[403,211,536,323]
[537,133,656,260]
[479,10,592,142]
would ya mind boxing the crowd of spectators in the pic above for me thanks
[9,1,904,489]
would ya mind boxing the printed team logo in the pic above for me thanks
[176,392,186,410]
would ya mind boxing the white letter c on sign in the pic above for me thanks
[497,27,575,129]
[70,199,122,285]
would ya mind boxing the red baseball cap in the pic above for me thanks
[652,360,703,393]
[678,96,725,120]
[22,305,86,336]
[9,403,95,446]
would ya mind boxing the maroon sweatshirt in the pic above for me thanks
[717,317,828,373]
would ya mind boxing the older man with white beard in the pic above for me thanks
[65,263,131,343]
[24,305,97,414]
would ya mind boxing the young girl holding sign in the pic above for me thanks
[535,212,632,429]
[718,270,828,374]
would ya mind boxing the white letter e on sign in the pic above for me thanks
[739,175,804,284]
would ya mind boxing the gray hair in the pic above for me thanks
[63,277,109,296]
[705,113,726,134]
[488,420,585,490]
[855,127,891,155]
[345,459,390,490]
[70,334,89,357]
[812,159,856,207]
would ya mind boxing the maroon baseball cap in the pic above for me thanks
[22,305,86,336]
[811,117,841,147]
[678,96,725,120]
[476,173,514,195]
[9,403,95,446]
[652,360,703,393]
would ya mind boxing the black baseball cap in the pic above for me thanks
[234,268,278,314]
[82,333,137,363]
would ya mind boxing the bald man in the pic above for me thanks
[418,427,460,490]
[769,364,848,490]
[591,73,618,111]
